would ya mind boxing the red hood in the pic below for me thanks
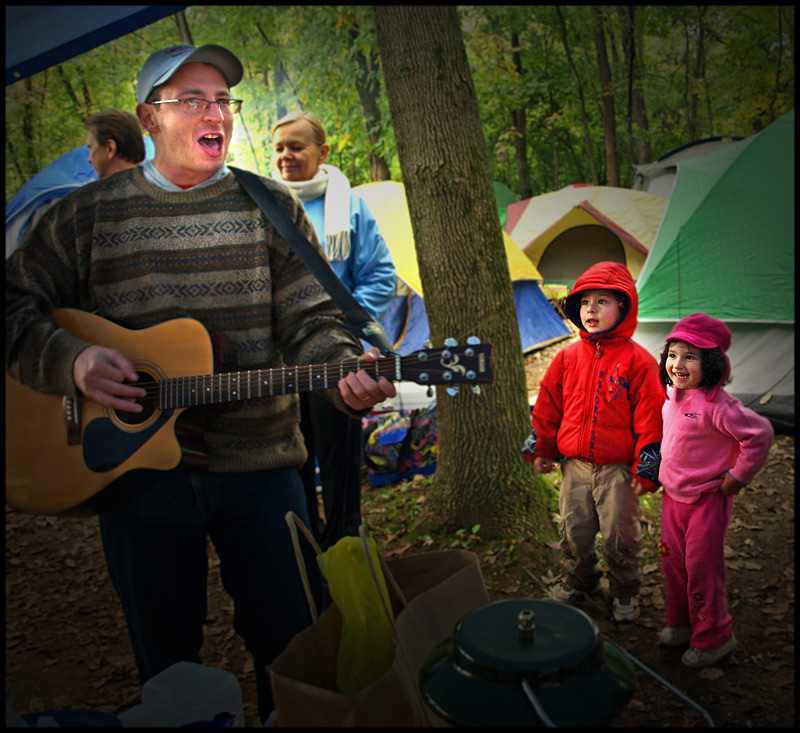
[563,261,638,341]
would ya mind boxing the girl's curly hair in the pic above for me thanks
[659,341,729,390]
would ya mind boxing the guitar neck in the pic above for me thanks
[159,356,400,409]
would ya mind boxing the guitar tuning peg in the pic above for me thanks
[423,339,433,349]
[467,336,480,345]
[426,386,434,398]
[444,337,458,347]
[446,386,460,397]
[471,385,482,395]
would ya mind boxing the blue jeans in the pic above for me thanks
[92,467,323,724]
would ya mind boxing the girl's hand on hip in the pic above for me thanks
[719,472,743,497]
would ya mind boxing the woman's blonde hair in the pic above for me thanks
[272,111,326,146]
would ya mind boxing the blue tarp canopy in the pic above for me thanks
[6,6,185,85]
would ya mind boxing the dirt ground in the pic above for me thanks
[5,341,795,727]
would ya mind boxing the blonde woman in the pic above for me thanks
[272,111,396,549]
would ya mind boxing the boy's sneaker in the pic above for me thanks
[658,626,692,646]
[549,583,585,604]
[681,634,737,669]
[612,596,640,622]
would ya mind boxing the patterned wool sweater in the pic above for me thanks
[6,167,367,473]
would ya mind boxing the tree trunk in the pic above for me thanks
[689,7,707,140]
[349,25,391,182]
[77,65,93,117]
[682,19,693,140]
[510,32,533,199]
[771,8,790,123]
[254,21,291,120]
[21,77,38,174]
[556,7,598,184]
[591,7,620,186]
[174,10,194,46]
[618,6,636,174]
[273,62,289,120]
[373,5,555,539]
[632,8,652,164]
[7,136,25,184]
[55,65,82,115]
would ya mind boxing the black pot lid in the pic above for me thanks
[452,598,600,678]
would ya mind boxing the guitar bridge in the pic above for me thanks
[62,396,82,446]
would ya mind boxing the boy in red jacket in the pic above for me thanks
[523,261,664,622]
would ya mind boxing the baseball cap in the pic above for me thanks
[137,44,244,104]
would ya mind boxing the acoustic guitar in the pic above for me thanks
[5,308,493,515]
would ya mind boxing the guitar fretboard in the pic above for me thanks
[159,356,402,409]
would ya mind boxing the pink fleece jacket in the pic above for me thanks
[659,385,774,503]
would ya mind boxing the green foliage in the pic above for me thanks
[450,524,482,549]
[6,6,794,204]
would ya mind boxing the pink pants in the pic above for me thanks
[660,491,734,649]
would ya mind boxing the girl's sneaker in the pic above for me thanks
[658,626,692,646]
[681,634,737,668]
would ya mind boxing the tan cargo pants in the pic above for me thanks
[557,457,645,599]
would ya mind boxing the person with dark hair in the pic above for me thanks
[522,261,664,623]
[84,109,146,178]
[271,111,396,549]
[7,44,396,724]
[656,313,773,668]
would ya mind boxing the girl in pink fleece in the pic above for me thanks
[657,313,774,668]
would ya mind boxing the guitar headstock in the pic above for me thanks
[400,337,493,395]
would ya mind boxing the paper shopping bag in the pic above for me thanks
[268,514,489,727]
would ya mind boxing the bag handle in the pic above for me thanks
[285,511,324,623]
[357,525,437,726]
[285,511,411,626]
[358,524,409,623]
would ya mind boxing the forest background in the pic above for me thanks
[5,5,795,204]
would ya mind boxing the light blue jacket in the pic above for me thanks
[301,194,396,322]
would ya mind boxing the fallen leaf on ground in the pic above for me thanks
[385,541,412,556]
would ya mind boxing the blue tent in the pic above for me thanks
[355,180,572,356]
[6,138,155,257]
[380,284,573,357]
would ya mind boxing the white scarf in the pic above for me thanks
[271,164,352,261]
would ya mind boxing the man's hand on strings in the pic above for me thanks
[73,345,146,411]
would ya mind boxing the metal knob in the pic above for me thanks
[518,609,535,640]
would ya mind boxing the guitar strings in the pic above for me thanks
[116,345,487,408]
[126,358,395,405]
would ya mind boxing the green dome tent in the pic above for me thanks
[493,180,520,230]
[634,110,794,429]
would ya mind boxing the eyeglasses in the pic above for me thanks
[148,98,243,115]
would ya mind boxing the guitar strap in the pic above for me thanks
[230,166,396,356]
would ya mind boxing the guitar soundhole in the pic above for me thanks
[113,371,157,425]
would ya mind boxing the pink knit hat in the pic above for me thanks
[665,312,731,400]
